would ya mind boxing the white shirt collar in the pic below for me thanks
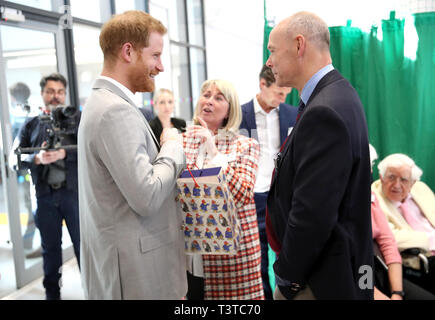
[301,64,334,105]
[254,96,279,116]
[98,75,139,107]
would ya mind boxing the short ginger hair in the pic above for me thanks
[99,10,167,63]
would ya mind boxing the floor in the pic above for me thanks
[1,258,84,300]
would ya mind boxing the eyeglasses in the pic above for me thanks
[385,174,412,186]
[43,89,66,96]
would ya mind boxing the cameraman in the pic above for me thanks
[16,73,80,300]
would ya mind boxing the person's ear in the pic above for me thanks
[120,42,135,63]
[259,78,267,90]
[295,35,306,57]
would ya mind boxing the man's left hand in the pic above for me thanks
[277,285,300,300]
[45,148,66,164]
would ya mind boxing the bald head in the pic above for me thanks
[281,11,330,52]
[266,11,332,91]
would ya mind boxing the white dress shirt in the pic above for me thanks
[98,76,142,108]
[253,97,281,193]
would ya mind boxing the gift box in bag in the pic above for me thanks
[176,167,241,255]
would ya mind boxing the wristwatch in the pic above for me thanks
[391,290,405,297]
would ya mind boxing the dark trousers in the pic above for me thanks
[254,192,273,300]
[375,256,435,300]
[34,187,80,300]
[186,271,204,300]
[403,256,435,296]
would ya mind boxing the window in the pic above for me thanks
[1,25,58,114]
[187,0,204,46]
[114,0,145,14]
[6,0,52,11]
[170,45,191,120]
[69,0,111,23]
[150,0,206,120]
[189,47,206,110]
[72,24,103,108]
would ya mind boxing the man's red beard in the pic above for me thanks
[130,57,156,93]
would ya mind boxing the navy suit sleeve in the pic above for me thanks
[17,120,37,171]
[275,105,353,287]
[239,105,249,137]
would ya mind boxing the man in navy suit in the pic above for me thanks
[266,12,373,299]
[139,106,155,121]
[240,64,297,299]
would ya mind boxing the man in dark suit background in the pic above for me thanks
[240,64,297,299]
[265,11,373,300]
[139,106,155,121]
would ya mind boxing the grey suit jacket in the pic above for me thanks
[78,78,187,299]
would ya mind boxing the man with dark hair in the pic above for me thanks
[239,64,297,299]
[16,72,80,300]
[39,73,67,92]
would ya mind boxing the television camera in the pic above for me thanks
[14,105,78,170]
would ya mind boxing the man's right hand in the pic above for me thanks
[34,142,63,165]
[160,127,182,146]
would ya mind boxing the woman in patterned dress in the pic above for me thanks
[183,79,264,300]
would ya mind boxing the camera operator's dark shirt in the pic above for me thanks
[17,111,81,198]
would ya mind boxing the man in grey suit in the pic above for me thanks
[78,11,187,299]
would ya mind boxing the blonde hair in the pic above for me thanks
[193,79,242,133]
[99,11,167,63]
[378,153,423,182]
[153,88,174,106]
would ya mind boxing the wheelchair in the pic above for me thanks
[373,241,435,299]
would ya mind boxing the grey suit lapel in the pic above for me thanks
[92,78,160,150]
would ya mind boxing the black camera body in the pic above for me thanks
[39,105,78,150]
[14,105,79,169]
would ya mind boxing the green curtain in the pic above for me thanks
[265,11,435,189]
[329,12,435,187]
[263,8,435,293]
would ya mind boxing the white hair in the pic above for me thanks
[369,144,378,169]
[377,153,423,181]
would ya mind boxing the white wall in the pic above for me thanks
[204,0,264,105]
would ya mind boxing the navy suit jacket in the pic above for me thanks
[240,99,298,146]
[267,70,373,300]
[139,107,155,121]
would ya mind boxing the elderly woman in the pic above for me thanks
[368,145,403,300]
[149,88,186,141]
[183,79,263,300]
[372,153,435,255]
[371,151,435,296]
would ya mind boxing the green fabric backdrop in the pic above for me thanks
[263,10,435,294]
[264,12,435,189]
